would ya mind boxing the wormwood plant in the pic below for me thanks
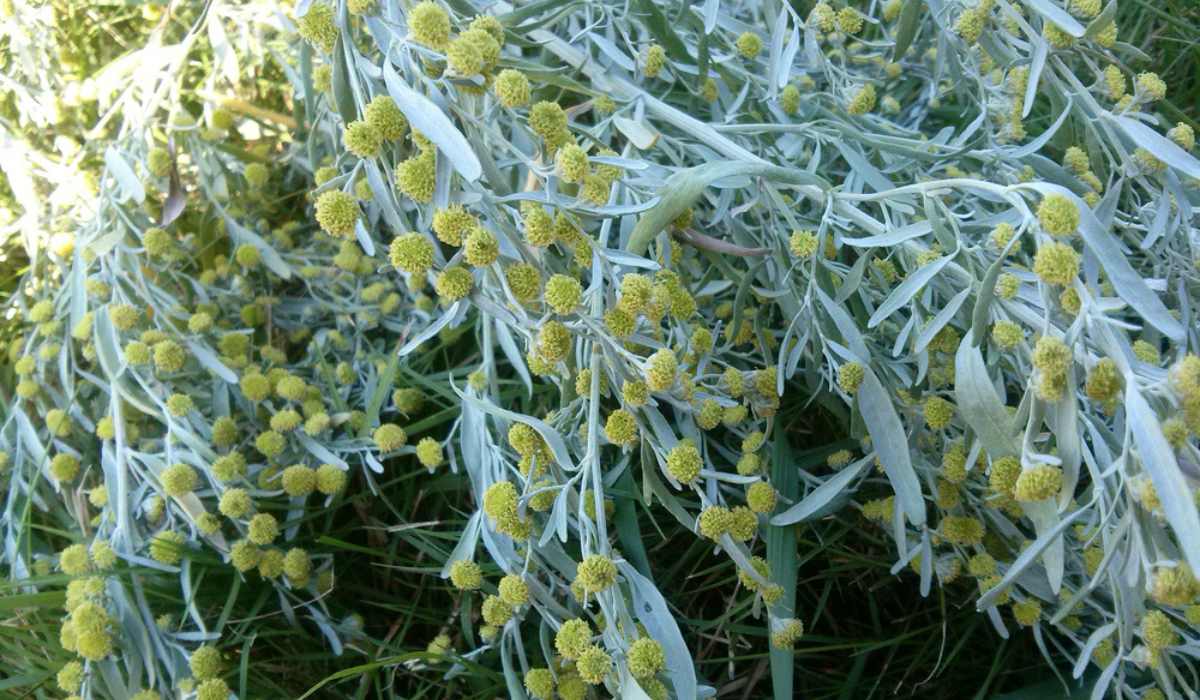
[2,0,1199,698]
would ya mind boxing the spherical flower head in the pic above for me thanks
[786,229,820,259]
[124,340,153,367]
[954,8,984,43]
[441,560,481,593]
[661,439,701,484]
[414,437,444,469]
[373,423,408,452]
[297,2,338,52]
[1062,146,1089,176]
[143,226,173,258]
[772,83,803,118]
[494,574,529,606]
[575,645,611,685]
[747,481,777,514]
[446,34,484,75]
[482,479,521,521]
[45,408,72,438]
[238,372,270,402]
[941,515,984,545]
[847,84,876,115]
[504,262,541,303]
[395,151,437,203]
[575,554,618,594]
[283,547,312,585]
[536,320,571,363]
[1033,335,1071,378]
[507,423,541,457]
[1142,610,1178,653]
[189,644,222,681]
[211,453,246,482]
[151,530,187,565]
[271,408,303,433]
[57,660,84,693]
[605,409,638,447]
[193,678,229,700]
[529,101,569,146]
[408,1,450,49]
[1014,465,1063,502]
[520,204,555,247]
[278,465,315,497]
[837,6,864,33]
[1151,565,1198,606]
[257,550,283,579]
[967,553,997,578]
[388,233,434,276]
[1136,72,1167,101]
[50,453,81,482]
[161,463,198,498]
[1037,194,1079,237]
[835,361,865,395]
[479,594,514,626]
[1043,22,1074,48]
[247,513,279,545]
[989,456,1021,496]
[491,68,532,109]
[1085,358,1122,403]
[435,266,474,302]
[59,543,90,576]
[1011,599,1041,627]
[1033,242,1079,286]
[162,393,194,418]
[555,144,589,184]
[923,396,954,430]
[431,205,475,246]
[735,31,762,59]
[990,319,1024,349]
[696,505,731,540]
[524,668,555,700]
[1167,122,1196,151]
[364,95,408,141]
[343,120,382,158]
[309,463,346,495]
[217,488,251,519]
[463,227,499,267]
[645,348,678,392]
[759,620,804,654]
[255,430,286,458]
[153,339,185,374]
[314,190,360,238]
[555,618,592,659]
[619,637,666,679]
[544,274,583,314]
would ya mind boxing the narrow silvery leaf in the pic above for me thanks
[892,0,922,61]
[868,252,954,328]
[858,368,925,527]
[613,116,660,150]
[1022,0,1085,37]
[914,287,970,354]
[383,59,482,182]
[1112,114,1200,179]
[1126,386,1200,574]
[771,455,871,525]
[702,0,719,34]
[105,147,145,203]
[955,332,1019,458]
[977,506,1086,609]
[618,561,698,700]
[1023,37,1046,119]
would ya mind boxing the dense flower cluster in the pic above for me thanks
[3,0,1200,698]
